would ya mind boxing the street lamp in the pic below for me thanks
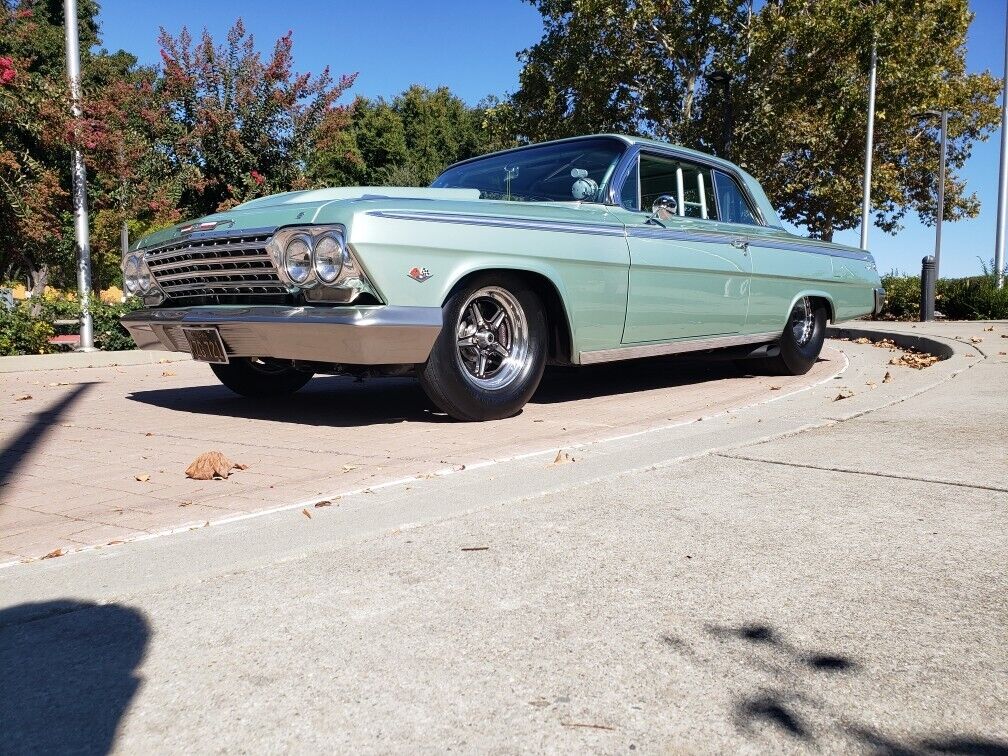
[919,109,949,279]
[706,69,733,160]
[63,0,95,350]
[860,41,878,251]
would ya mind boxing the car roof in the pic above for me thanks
[441,133,743,175]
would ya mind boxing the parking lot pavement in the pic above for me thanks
[0,321,1004,753]
[1,346,840,562]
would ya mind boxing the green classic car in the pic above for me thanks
[122,134,884,420]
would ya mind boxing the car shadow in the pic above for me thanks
[0,600,149,755]
[126,355,758,427]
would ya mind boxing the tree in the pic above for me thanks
[719,0,1000,240]
[156,19,356,217]
[511,0,999,242]
[511,0,747,143]
[314,85,512,188]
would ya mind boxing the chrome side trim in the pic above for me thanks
[748,237,872,261]
[365,210,627,237]
[122,305,442,365]
[579,331,779,365]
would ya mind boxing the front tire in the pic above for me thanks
[763,297,828,375]
[419,274,547,421]
[210,358,313,398]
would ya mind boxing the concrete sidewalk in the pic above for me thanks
[0,320,1005,753]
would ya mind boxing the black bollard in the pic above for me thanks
[920,255,936,322]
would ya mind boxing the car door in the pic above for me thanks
[612,151,752,344]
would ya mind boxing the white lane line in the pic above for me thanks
[0,350,849,571]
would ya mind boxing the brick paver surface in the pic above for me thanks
[0,351,838,561]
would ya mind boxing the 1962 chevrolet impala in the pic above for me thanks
[122,134,884,420]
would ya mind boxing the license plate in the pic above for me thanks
[182,327,228,364]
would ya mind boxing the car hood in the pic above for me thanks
[134,187,483,250]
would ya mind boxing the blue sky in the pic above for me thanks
[98,0,1007,278]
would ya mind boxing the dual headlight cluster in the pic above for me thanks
[268,226,351,288]
[123,252,155,295]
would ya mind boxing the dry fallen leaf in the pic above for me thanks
[314,500,333,508]
[854,337,871,344]
[179,501,192,507]
[553,450,575,465]
[16,394,31,401]
[890,351,940,369]
[41,548,64,559]
[162,370,176,376]
[984,326,994,331]
[301,508,312,519]
[135,474,150,482]
[834,388,855,401]
[866,381,877,389]
[185,451,246,480]
[970,337,983,344]
[144,432,153,437]
[769,385,781,391]
[341,464,360,473]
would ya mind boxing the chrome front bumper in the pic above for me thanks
[122,305,443,365]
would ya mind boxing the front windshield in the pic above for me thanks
[431,137,626,203]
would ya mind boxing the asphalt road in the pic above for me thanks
[1,321,1006,754]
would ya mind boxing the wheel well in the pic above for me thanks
[445,269,574,366]
[808,295,835,323]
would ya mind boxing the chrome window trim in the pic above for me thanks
[711,169,761,227]
[606,143,769,227]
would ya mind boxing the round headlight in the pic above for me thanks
[283,235,312,284]
[124,254,141,294]
[137,261,152,293]
[313,233,345,284]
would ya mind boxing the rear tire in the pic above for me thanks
[419,273,547,421]
[762,297,828,375]
[210,358,313,398]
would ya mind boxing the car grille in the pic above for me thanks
[145,232,297,305]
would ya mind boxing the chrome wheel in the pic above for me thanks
[455,286,530,390]
[789,297,814,347]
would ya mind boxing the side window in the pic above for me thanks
[620,161,639,210]
[639,153,717,221]
[713,170,759,226]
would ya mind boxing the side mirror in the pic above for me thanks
[651,194,678,220]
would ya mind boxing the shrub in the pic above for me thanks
[37,294,143,351]
[0,302,55,356]
[879,270,1008,321]
[879,272,920,320]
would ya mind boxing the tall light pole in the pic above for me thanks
[935,110,948,278]
[995,6,1008,289]
[860,41,878,251]
[63,0,95,350]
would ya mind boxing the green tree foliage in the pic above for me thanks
[315,85,512,188]
[512,0,999,242]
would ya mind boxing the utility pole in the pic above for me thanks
[860,41,878,251]
[63,0,95,350]
[995,7,1008,288]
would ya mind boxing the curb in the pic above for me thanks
[0,349,190,373]
[826,325,957,360]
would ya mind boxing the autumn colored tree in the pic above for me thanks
[156,20,356,218]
